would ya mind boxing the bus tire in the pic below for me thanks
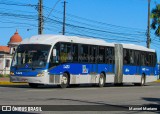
[29,83,38,88]
[60,73,69,88]
[98,73,105,87]
[140,75,146,86]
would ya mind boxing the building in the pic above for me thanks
[0,30,22,75]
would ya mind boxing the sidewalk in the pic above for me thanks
[0,77,27,85]
[155,79,160,82]
[0,77,9,81]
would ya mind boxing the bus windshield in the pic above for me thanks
[12,44,51,69]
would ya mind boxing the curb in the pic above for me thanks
[0,82,27,85]
[155,80,160,82]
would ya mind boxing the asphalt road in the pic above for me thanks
[0,82,160,114]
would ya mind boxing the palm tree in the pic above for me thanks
[151,4,160,37]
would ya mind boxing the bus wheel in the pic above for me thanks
[98,73,105,87]
[29,83,38,88]
[140,75,145,86]
[60,73,69,88]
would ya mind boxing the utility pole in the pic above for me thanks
[147,0,151,48]
[38,0,43,34]
[62,0,66,35]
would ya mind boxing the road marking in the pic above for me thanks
[27,89,59,92]
[72,88,99,90]
[26,87,100,92]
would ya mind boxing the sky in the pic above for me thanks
[0,0,160,59]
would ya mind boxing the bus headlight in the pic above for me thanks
[37,72,45,77]
[10,71,15,76]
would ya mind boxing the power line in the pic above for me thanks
[0,0,159,46]
[0,8,36,14]
[43,7,147,33]
[42,16,147,41]
[0,10,151,43]
[44,0,62,25]
[0,1,37,7]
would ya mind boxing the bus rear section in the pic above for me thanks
[115,44,158,86]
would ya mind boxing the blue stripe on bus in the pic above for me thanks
[123,65,157,75]
[10,63,158,77]
[10,67,47,77]
[49,63,114,75]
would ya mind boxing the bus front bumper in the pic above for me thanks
[10,76,49,84]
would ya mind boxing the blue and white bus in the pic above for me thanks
[10,35,158,88]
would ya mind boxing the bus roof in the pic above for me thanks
[21,34,155,52]
[21,34,114,46]
[122,43,155,52]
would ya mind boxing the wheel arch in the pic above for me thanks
[101,71,106,81]
[142,72,146,79]
[63,71,70,84]
[142,72,146,82]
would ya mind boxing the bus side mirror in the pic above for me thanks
[53,49,56,57]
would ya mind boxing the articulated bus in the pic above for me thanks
[10,35,158,88]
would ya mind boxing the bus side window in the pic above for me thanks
[123,49,127,64]
[130,50,134,65]
[106,47,114,64]
[148,53,152,66]
[93,46,97,63]
[145,52,149,66]
[110,47,114,64]
[141,52,145,66]
[79,45,88,62]
[150,53,153,66]
[72,44,78,62]
[88,45,92,63]
[87,45,97,63]
[124,49,130,64]
[152,53,157,67]
[60,43,72,63]
[99,46,105,63]
[134,51,140,66]
[66,44,72,62]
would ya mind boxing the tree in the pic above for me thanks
[151,4,160,37]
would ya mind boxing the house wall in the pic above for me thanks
[0,54,12,75]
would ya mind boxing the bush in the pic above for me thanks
[0,74,10,77]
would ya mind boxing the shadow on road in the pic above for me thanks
[142,97,160,105]
[0,82,158,89]
[0,84,137,89]
[141,97,160,113]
